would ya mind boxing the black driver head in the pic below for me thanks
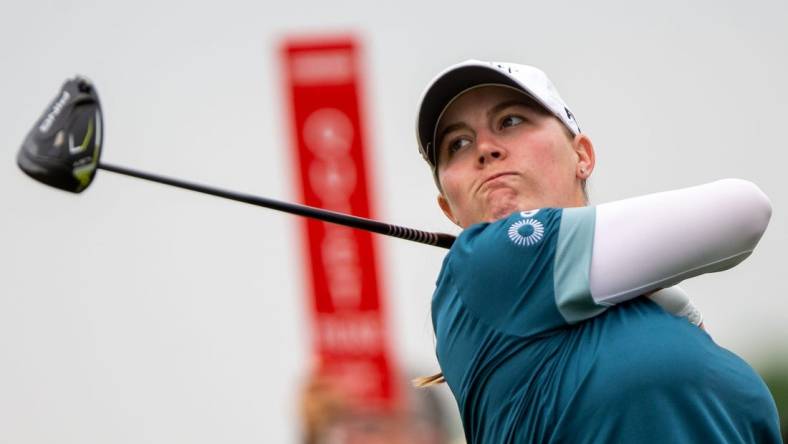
[17,76,103,193]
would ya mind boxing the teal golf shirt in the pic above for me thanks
[432,208,781,443]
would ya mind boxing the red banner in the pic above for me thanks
[281,37,399,409]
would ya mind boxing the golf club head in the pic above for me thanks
[17,76,103,193]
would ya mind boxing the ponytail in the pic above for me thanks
[412,372,446,388]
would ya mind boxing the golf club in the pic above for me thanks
[17,76,456,249]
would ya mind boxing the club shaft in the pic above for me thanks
[98,162,455,249]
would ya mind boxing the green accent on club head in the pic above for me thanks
[79,117,93,150]
[72,115,99,191]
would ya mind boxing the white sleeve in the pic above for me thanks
[589,179,772,306]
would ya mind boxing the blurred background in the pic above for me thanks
[1,0,786,442]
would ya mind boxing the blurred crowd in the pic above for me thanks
[299,372,461,444]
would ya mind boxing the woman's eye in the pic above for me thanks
[448,137,471,154]
[500,115,524,128]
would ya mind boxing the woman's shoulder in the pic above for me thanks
[451,208,565,255]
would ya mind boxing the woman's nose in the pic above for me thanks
[476,134,506,166]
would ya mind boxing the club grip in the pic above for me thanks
[387,225,456,249]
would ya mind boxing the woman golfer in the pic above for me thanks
[414,59,781,443]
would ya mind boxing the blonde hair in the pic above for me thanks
[412,372,446,388]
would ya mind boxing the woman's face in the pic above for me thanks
[435,85,595,228]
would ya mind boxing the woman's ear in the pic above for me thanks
[573,133,596,178]
[438,194,461,227]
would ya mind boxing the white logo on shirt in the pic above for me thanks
[508,218,545,247]
[520,209,540,218]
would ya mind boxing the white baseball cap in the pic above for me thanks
[416,59,581,170]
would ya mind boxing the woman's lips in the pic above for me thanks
[480,172,517,190]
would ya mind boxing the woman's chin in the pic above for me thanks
[487,203,520,222]
[483,189,527,221]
